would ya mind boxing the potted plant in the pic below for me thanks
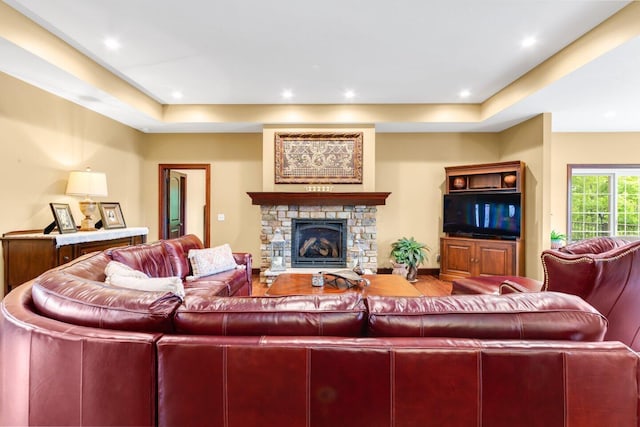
[390,237,430,282]
[550,230,566,249]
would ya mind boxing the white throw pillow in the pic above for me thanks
[188,244,238,278]
[105,261,185,299]
[106,275,185,300]
[104,261,148,279]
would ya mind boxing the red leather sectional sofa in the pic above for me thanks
[1,235,639,426]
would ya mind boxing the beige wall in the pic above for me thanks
[0,72,144,297]
[550,132,640,236]
[139,133,263,257]
[498,114,550,279]
[375,133,501,269]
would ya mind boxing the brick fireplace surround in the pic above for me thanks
[247,192,390,282]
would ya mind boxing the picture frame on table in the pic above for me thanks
[98,202,126,229]
[49,203,77,234]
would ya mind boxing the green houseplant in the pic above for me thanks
[390,237,430,282]
[550,230,566,249]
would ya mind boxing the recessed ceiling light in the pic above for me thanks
[282,89,293,99]
[103,37,121,51]
[344,90,355,99]
[459,89,471,99]
[521,36,537,48]
[171,90,183,100]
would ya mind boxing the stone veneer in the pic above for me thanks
[259,204,378,278]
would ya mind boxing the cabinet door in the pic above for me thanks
[74,237,136,258]
[3,239,57,293]
[475,241,514,276]
[440,239,474,278]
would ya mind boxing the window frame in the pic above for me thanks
[567,164,640,242]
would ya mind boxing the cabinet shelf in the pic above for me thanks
[446,161,522,193]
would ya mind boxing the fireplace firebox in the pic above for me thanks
[291,219,347,268]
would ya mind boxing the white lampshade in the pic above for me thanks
[65,168,108,198]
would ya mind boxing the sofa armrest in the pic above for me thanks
[499,279,542,294]
[233,252,252,285]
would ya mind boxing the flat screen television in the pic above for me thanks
[443,192,521,239]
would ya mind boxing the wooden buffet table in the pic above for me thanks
[266,273,422,297]
[1,227,148,296]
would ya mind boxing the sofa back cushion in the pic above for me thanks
[110,242,174,278]
[366,292,607,341]
[161,234,205,279]
[558,237,631,255]
[541,252,597,298]
[31,270,182,333]
[174,293,367,336]
[54,251,112,282]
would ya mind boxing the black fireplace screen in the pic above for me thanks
[291,219,347,267]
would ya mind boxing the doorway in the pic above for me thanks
[159,164,211,247]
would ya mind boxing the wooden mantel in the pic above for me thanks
[247,192,391,206]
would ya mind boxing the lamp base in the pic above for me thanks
[78,200,98,232]
[79,220,96,232]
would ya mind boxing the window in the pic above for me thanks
[569,165,640,242]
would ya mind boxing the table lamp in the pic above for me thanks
[65,167,108,231]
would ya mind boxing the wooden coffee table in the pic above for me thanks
[266,273,422,297]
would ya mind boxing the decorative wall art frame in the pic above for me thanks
[275,132,363,184]
[98,202,126,229]
[49,203,77,234]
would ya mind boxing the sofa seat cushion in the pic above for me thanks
[366,292,607,341]
[110,242,174,278]
[174,293,367,336]
[198,267,248,295]
[183,280,231,296]
[31,270,182,333]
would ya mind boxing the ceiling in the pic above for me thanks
[1,0,639,133]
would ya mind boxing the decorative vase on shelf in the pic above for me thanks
[452,177,466,190]
[503,174,517,188]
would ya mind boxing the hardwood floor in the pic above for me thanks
[251,273,452,296]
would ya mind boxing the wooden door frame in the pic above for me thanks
[159,164,211,247]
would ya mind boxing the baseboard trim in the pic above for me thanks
[377,267,440,276]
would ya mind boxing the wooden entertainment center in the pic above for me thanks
[439,160,525,282]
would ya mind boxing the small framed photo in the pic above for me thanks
[49,203,77,234]
[98,202,126,229]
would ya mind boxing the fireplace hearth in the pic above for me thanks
[291,219,347,268]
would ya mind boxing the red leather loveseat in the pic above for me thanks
[1,235,639,426]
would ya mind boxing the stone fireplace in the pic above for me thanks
[247,192,390,282]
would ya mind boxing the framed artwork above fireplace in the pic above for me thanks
[274,132,363,184]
